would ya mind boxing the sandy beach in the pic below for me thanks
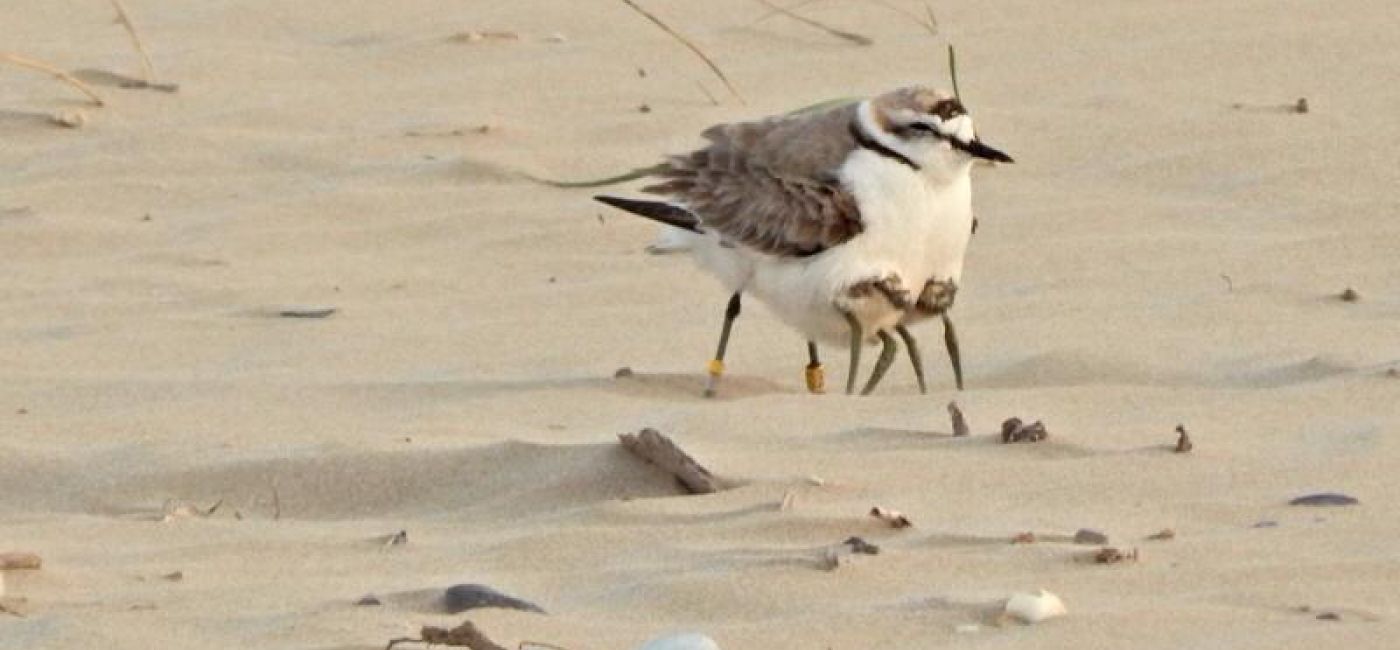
[3,1,1398,648]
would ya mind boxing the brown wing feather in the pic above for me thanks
[642,102,864,257]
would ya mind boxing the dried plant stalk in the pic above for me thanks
[0,53,106,106]
[619,0,745,103]
[109,0,156,83]
[750,0,873,45]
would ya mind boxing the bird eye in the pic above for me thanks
[908,122,935,133]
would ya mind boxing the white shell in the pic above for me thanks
[1004,589,1067,624]
[635,633,721,650]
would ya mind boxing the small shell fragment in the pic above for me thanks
[1004,589,1067,624]
[635,633,721,650]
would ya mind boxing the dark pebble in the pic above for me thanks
[843,536,880,555]
[1289,493,1359,507]
[356,594,382,607]
[614,367,634,379]
[1252,520,1279,528]
[1316,612,1341,621]
[444,583,546,615]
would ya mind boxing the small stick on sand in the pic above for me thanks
[618,428,721,494]
[948,401,970,437]
[270,482,283,520]
[108,0,157,85]
[0,53,106,106]
[749,0,873,45]
[618,0,745,104]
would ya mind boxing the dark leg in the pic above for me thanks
[841,310,862,395]
[860,330,899,396]
[895,324,928,394]
[942,313,964,391]
[804,341,825,394]
[703,292,742,398]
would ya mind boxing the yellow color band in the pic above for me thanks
[707,359,725,376]
[805,364,825,394]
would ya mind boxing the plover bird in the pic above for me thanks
[596,86,1011,396]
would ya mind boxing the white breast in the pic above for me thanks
[734,151,974,346]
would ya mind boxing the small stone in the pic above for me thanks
[1339,287,1360,302]
[1146,528,1176,541]
[355,594,382,606]
[382,530,408,547]
[1252,520,1279,528]
[1316,612,1341,621]
[1289,493,1359,507]
[638,104,652,114]
[843,536,880,555]
[1010,532,1036,544]
[443,583,545,614]
[49,109,87,128]
[543,33,568,43]
[1386,368,1399,379]
[1073,528,1109,545]
[614,366,634,378]
[635,633,721,650]
[161,570,184,581]
[947,401,969,437]
[1294,98,1310,114]
[1174,424,1193,453]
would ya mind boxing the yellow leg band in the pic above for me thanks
[707,359,725,377]
[805,363,825,394]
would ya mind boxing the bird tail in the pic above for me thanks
[594,195,702,233]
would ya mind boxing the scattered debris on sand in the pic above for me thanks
[1146,528,1176,541]
[869,506,912,529]
[1001,418,1048,443]
[386,620,510,650]
[1073,529,1109,545]
[1088,547,1139,564]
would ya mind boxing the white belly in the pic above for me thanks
[682,152,974,347]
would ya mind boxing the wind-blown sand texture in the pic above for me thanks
[2,1,1398,648]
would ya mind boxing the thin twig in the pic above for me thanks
[694,80,721,106]
[270,482,282,520]
[619,0,745,104]
[947,44,961,102]
[0,53,106,106]
[752,0,826,23]
[519,164,669,189]
[865,0,937,35]
[108,0,156,84]
[749,0,873,45]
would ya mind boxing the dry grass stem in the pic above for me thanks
[619,0,745,104]
[750,0,873,45]
[947,44,962,102]
[865,0,937,35]
[108,0,156,84]
[0,53,106,106]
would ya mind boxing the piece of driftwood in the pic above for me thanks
[0,552,41,570]
[618,428,720,494]
[386,621,508,650]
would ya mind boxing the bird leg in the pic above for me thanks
[894,324,927,394]
[703,292,742,398]
[860,330,899,395]
[841,309,862,395]
[805,341,825,394]
[942,313,964,391]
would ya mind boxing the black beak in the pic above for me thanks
[953,138,1014,164]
